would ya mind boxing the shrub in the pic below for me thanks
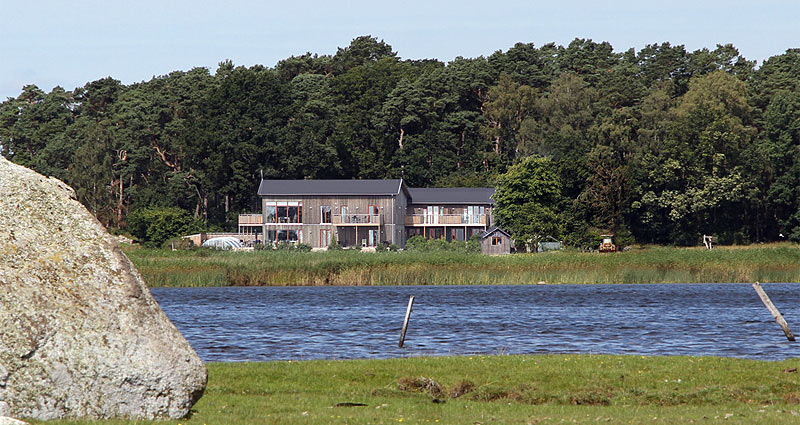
[328,235,343,251]
[613,226,636,251]
[405,235,429,251]
[374,242,399,253]
[406,236,480,253]
[274,242,312,252]
[126,207,203,248]
[428,238,451,251]
[466,234,481,253]
[162,236,196,250]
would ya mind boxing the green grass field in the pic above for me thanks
[124,243,800,287]
[35,354,800,424]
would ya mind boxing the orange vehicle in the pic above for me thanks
[599,235,616,253]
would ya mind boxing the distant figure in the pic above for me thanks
[702,234,713,250]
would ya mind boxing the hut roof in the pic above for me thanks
[478,226,512,239]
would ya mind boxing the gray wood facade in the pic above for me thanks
[243,179,495,249]
[260,193,408,248]
[479,227,512,255]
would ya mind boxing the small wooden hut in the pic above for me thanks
[479,226,512,255]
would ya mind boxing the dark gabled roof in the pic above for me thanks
[407,187,495,205]
[258,179,405,196]
[479,226,513,239]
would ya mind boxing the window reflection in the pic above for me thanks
[263,201,303,224]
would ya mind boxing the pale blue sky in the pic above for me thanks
[1,0,797,100]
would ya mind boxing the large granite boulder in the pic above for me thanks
[0,156,207,419]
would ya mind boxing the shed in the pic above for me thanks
[478,226,512,255]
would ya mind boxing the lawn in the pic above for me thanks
[35,354,800,424]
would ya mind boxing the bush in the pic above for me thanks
[376,242,400,253]
[613,226,636,251]
[405,235,481,253]
[405,235,429,251]
[126,207,203,248]
[328,235,343,250]
[466,235,481,253]
[162,236,196,250]
[274,242,312,252]
[428,238,451,251]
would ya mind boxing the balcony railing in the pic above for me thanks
[404,214,487,226]
[238,214,263,225]
[332,214,381,225]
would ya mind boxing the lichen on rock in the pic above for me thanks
[0,156,206,419]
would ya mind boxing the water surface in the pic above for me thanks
[151,283,800,362]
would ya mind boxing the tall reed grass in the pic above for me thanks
[122,243,800,287]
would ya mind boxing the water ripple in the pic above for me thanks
[151,283,800,362]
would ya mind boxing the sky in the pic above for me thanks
[1,0,798,100]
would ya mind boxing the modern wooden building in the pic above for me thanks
[405,187,495,242]
[238,179,495,249]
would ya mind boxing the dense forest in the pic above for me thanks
[2,36,799,247]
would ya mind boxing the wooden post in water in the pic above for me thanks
[399,296,415,348]
[752,282,795,341]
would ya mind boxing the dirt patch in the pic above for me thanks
[449,380,475,398]
[783,392,800,404]
[397,376,444,398]
[568,387,613,406]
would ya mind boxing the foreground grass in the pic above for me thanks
[124,243,800,287]
[37,354,800,424]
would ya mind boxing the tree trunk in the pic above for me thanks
[118,177,124,226]
[398,128,404,149]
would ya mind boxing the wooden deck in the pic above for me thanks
[404,214,488,226]
[238,214,263,226]
[332,214,382,226]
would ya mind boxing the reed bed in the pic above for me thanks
[122,243,800,287]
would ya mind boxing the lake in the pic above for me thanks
[151,283,800,362]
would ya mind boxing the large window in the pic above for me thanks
[427,228,443,239]
[264,201,303,224]
[265,229,303,244]
[466,206,485,224]
[321,229,332,246]
[320,205,332,224]
[277,229,302,243]
[368,205,379,216]
[450,228,465,241]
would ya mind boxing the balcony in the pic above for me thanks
[238,214,263,226]
[404,214,487,226]
[332,214,381,226]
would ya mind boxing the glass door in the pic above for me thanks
[427,206,439,224]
